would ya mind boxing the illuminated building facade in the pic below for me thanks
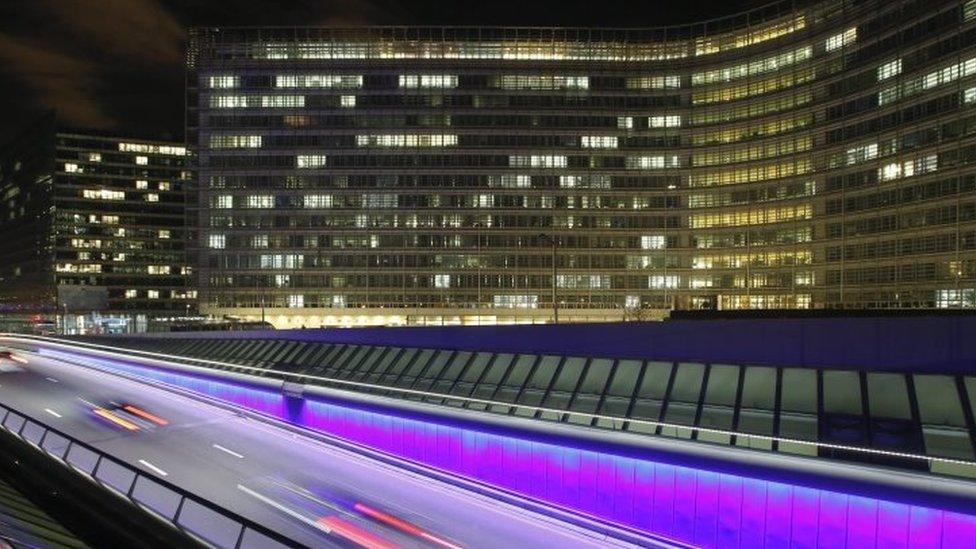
[188,0,976,327]
[0,115,194,333]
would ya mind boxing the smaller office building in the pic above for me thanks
[0,114,194,333]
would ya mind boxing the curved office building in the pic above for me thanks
[188,0,976,327]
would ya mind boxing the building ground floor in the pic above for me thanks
[199,306,671,329]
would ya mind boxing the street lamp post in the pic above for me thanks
[539,233,558,324]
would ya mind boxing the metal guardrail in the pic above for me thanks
[18,334,976,475]
[0,402,298,549]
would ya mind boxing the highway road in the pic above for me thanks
[0,349,640,548]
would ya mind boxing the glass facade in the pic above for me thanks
[0,116,193,332]
[188,0,976,327]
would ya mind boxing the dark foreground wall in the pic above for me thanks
[131,316,976,373]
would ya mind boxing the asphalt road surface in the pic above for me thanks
[0,349,638,548]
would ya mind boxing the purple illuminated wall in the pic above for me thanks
[41,348,976,547]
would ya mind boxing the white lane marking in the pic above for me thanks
[212,444,244,459]
[77,397,97,407]
[237,484,324,531]
[138,459,168,477]
[44,408,62,418]
[45,377,59,383]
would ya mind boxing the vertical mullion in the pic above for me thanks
[729,364,747,445]
[772,367,784,452]
[589,358,620,428]
[859,370,873,446]
[653,361,678,435]
[690,363,712,440]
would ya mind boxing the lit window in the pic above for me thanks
[580,136,618,149]
[135,180,148,189]
[398,75,458,88]
[210,95,247,108]
[617,116,633,129]
[303,195,333,208]
[148,266,171,275]
[88,153,101,162]
[264,95,305,108]
[558,175,610,189]
[259,254,303,269]
[846,143,877,165]
[434,274,451,288]
[245,195,274,208]
[274,75,362,88]
[877,59,901,81]
[625,295,641,308]
[135,156,148,165]
[64,163,79,173]
[649,115,681,128]
[252,235,269,248]
[965,87,976,104]
[492,75,588,90]
[158,181,170,191]
[509,155,567,168]
[626,75,680,89]
[649,275,680,289]
[148,290,160,299]
[936,289,975,308]
[361,193,397,208]
[878,155,928,181]
[692,46,811,85]
[488,175,531,188]
[492,295,538,309]
[118,143,186,156]
[626,156,681,169]
[214,195,233,208]
[145,193,159,202]
[158,230,171,239]
[125,289,137,299]
[208,75,239,88]
[825,27,857,51]
[356,134,457,147]
[640,235,666,249]
[340,95,356,107]
[556,275,609,289]
[965,0,976,22]
[296,155,327,168]
[209,234,226,249]
[332,295,347,308]
[82,189,125,200]
[209,135,262,149]
[879,162,902,181]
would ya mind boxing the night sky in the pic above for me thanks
[0,0,763,144]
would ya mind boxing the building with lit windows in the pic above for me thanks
[0,114,194,333]
[187,0,976,328]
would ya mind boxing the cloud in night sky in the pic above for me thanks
[0,0,186,133]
